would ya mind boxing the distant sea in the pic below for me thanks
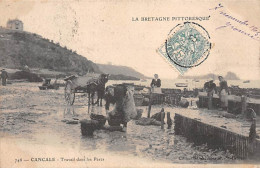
[107,79,260,90]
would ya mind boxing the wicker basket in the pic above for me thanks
[108,113,122,126]
[80,119,99,136]
[90,113,106,128]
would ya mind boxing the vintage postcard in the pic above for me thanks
[0,0,260,168]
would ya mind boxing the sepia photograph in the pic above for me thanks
[0,0,259,168]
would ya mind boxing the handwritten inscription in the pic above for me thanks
[209,3,224,11]
[216,22,258,40]
[210,3,260,41]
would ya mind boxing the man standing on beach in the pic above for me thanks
[218,76,229,110]
[0,69,8,86]
[204,80,217,109]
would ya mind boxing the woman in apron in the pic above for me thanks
[150,74,162,94]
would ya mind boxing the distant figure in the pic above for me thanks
[248,108,257,142]
[0,69,8,86]
[150,74,162,94]
[204,80,217,110]
[218,76,229,110]
[54,77,58,85]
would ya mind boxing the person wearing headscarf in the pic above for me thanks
[218,76,229,110]
[107,85,137,132]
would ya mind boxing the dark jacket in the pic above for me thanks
[0,71,8,79]
[204,81,217,93]
[150,79,161,87]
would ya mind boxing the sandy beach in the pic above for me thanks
[2,82,257,167]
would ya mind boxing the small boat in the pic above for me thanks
[140,79,147,82]
[230,85,240,89]
[243,80,250,83]
[175,83,188,87]
[192,79,199,82]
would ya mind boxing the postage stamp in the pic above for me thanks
[158,22,211,74]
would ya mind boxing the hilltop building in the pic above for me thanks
[6,19,23,31]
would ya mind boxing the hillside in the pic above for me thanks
[97,64,147,79]
[177,72,240,80]
[0,27,100,73]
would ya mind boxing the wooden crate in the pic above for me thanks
[227,100,242,115]
[161,88,181,94]
[151,93,165,105]
[164,94,181,105]
[134,94,144,106]
[198,96,220,109]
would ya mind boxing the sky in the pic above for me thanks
[0,0,259,79]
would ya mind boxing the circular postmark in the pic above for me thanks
[165,22,211,68]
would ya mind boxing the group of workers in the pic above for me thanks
[204,76,229,110]
[150,74,230,111]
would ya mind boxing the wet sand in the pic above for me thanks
[0,82,252,167]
